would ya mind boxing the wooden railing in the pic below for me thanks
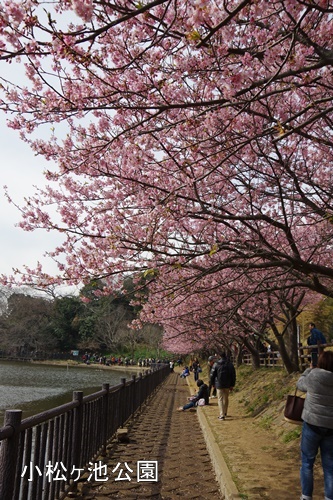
[241,342,333,370]
[298,343,333,370]
[241,351,283,367]
[0,364,170,500]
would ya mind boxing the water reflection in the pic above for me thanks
[0,360,136,422]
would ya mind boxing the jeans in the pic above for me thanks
[182,401,195,410]
[300,421,333,500]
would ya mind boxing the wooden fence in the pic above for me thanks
[0,364,170,500]
[298,343,333,370]
[241,342,333,369]
[241,351,283,367]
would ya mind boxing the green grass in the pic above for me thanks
[282,427,302,443]
[258,415,274,430]
[235,365,299,417]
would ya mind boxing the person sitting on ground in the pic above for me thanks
[180,366,190,378]
[177,379,209,411]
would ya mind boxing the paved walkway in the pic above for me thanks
[70,372,225,499]
[65,367,315,500]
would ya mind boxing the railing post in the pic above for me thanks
[0,410,22,500]
[131,374,136,418]
[263,353,267,367]
[101,383,109,456]
[120,378,126,427]
[298,344,304,371]
[138,373,143,410]
[69,391,83,497]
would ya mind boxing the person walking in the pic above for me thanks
[307,323,327,351]
[297,350,333,500]
[207,355,217,398]
[192,357,200,381]
[210,352,236,420]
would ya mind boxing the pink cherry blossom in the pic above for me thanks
[0,1,333,360]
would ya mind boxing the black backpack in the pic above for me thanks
[216,360,234,387]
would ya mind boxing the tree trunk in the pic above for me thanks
[269,317,300,374]
[271,330,299,373]
[242,338,261,369]
[285,319,300,371]
[236,343,243,367]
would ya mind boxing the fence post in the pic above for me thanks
[69,391,83,497]
[131,374,136,418]
[0,410,22,500]
[101,383,109,456]
[120,378,126,427]
[298,344,305,371]
[138,373,143,411]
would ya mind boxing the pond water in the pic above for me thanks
[0,360,136,423]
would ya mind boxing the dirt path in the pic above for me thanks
[203,395,301,499]
[195,377,325,500]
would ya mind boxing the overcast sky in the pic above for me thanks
[0,7,85,296]
[0,114,76,294]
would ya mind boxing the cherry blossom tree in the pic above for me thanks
[140,262,311,371]
[1,1,333,359]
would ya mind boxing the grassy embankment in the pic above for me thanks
[200,362,303,446]
[233,365,303,445]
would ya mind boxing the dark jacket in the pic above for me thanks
[193,383,210,405]
[307,328,326,346]
[210,358,236,389]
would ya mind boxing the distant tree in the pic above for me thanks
[1,293,55,355]
[130,323,163,360]
[0,286,10,315]
[51,296,84,350]
[78,277,156,353]
[311,298,333,342]
[92,297,135,351]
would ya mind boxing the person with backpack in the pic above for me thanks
[307,323,326,350]
[307,323,327,366]
[210,352,236,420]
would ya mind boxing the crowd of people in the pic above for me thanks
[79,322,332,499]
[177,351,236,419]
[81,353,173,367]
[175,322,333,499]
